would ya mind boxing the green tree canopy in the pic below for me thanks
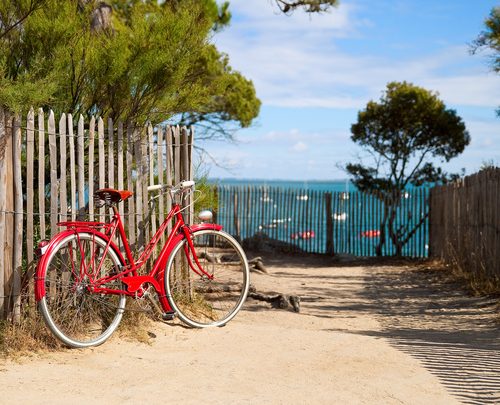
[346,81,470,255]
[347,81,470,193]
[0,0,260,137]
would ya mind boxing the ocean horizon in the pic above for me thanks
[208,178,356,193]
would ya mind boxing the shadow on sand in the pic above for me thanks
[248,253,500,404]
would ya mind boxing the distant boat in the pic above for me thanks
[360,229,380,238]
[296,195,309,201]
[290,230,315,240]
[333,212,347,221]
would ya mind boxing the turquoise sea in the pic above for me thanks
[209,178,429,257]
[209,178,355,192]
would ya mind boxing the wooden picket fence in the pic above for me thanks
[0,107,194,321]
[217,186,429,257]
[429,168,500,284]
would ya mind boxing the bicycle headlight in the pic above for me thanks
[198,210,213,222]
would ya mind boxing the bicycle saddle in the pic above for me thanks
[95,188,134,203]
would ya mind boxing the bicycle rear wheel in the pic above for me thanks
[165,229,250,328]
[38,233,126,348]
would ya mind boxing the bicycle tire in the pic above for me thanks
[38,232,126,348]
[165,229,250,328]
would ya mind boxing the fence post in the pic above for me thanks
[3,112,14,320]
[48,111,58,237]
[233,190,240,242]
[12,115,23,323]
[325,192,334,255]
[0,107,6,318]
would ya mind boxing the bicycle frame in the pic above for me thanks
[35,201,222,315]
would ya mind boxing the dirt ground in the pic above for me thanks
[0,253,499,404]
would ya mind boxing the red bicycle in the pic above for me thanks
[35,181,250,348]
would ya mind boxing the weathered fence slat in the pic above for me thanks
[98,117,106,219]
[126,124,136,246]
[4,113,14,318]
[48,111,58,237]
[108,117,115,189]
[26,109,35,272]
[117,121,124,220]
[77,115,85,218]
[0,108,6,315]
[38,109,46,239]
[68,114,76,221]
[59,113,67,222]
[88,117,95,221]
[157,126,165,243]
[12,115,23,322]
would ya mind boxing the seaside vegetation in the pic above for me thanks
[0,0,260,140]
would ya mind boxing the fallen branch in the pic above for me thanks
[248,285,300,312]
[248,256,268,273]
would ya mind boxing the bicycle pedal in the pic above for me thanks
[162,311,176,321]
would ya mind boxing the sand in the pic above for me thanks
[0,254,498,404]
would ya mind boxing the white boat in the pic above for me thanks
[333,212,347,221]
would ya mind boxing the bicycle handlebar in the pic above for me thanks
[147,180,195,193]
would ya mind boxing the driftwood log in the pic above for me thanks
[248,285,301,313]
[248,256,268,273]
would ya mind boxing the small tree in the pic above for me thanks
[346,81,470,256]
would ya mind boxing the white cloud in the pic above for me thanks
[291,141,308,152]
[215,3,500,110]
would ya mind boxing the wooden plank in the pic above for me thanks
[165,127,173,234]
[134,127,144,249]
[108,118,114,189]
[3,112,14,320]
[77,115,85,219]
[148,123,157,236]
[48,110,58,237]
[181,126,190,221]
[173,126,181,186]
[88,117,95,221]
[0,107,7,316]
[325,192,333,254]
[12,115,23,322]
[126,123,135,246]
[26,108,35,271]
[59,113,67,222]
[68,114,76,221]
[98,117,105,219]
[157,126,165,239]
[187,128,194,224]
[38,109,46,239]
[141,126,149,239]
[117,121,124,220]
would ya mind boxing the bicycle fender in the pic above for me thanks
[190,223,223,233]
[35,230,126,301]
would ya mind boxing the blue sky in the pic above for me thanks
[200,0,500,181]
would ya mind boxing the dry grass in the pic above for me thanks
[0,308,62,357]
[418,258,500,324]
[0,299,160,358]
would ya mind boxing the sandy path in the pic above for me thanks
[0,254,498,404]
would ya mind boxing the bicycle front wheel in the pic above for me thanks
[38,233,126,348]
[165,229,250,328]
